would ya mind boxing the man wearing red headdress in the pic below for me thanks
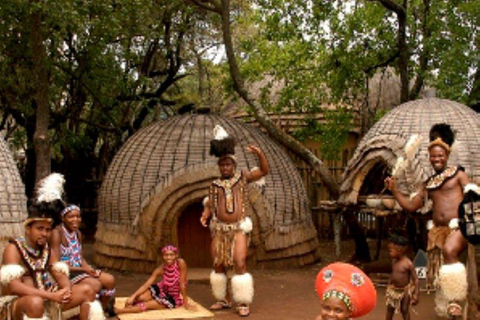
[200,125,269,317]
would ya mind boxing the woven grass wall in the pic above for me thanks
[0,138,27,262]
[94,115,320,271]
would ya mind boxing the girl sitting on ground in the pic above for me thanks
[116,245,193,314]
[50,204,117,317]
[315,262,376,320]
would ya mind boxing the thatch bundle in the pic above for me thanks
[95,115,319,271]
[339,98,480,206]
[0,138,27,262]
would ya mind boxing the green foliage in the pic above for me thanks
[235,0,479,125]
[293,108,353,161]
[0,0,224,191]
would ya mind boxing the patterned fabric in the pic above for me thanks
[11,237,51,290]
[148,260,184,308]
[210,219,251,267]
[60,224,82,267]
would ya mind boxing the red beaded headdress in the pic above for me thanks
[315,263,377,318]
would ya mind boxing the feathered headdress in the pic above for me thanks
[391,134,420,177]
[210,125,236,163]
[428,123,454,154]
[25,173,66,227]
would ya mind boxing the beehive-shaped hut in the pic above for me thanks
[0,138,27,261]
[339,98,480,205]
[94,115,319,271]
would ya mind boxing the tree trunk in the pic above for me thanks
[218,0,339,198]
[30,0,51,183]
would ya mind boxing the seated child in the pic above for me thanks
[315,262,376,320]
[50,204,117,316]
[386,233,419,320]
[116,245,192,314]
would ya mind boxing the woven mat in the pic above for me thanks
[115,297,214,319]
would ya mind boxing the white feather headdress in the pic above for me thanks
[36,173,65,203]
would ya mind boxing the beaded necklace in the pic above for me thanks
[60,224,82,267]
[426,166,459,190]
[211,171,247,219]
[12,237,50,290]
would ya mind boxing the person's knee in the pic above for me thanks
[78,283,96,301]
[102,272,116,288]
[24,296,45,316]
[234,258,246,273]
[442,244,457,262]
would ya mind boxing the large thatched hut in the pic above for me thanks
[0,138,27,261]
[339,98,480,207]
[94,115,319,272]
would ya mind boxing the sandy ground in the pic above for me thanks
[89,240,440,320]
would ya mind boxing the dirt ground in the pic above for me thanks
[90,240,440,320]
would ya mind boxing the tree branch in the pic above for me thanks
[210,0,340,198]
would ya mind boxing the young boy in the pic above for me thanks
[386,233,419,320]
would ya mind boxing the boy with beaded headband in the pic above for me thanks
[0,173,104,320]
[385,123,477,318]
[200,125,269,317]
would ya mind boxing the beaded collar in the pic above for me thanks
[426,166,461,190]
[213,171,242,213]
[12,237,50,290]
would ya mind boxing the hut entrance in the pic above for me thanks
[177,201,212,268]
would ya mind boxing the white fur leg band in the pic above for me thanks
[88,300,105,320]
[51,261,69,277]
[231,273,254,305]
[210,271,228,301]
[438,262,467,303]
[1,264,26,286]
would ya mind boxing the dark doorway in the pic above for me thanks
[177,201,212,267]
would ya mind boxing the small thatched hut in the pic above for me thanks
[0,138,27,261]
[94,115,319,272]
[339,98,480,206]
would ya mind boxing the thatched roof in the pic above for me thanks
[94,115,319,271]
[339,98,480,205]
[0,137,27,261]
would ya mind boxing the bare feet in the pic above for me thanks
[237,305,250,317]
[210,300,232,310]
[447,302,462,317]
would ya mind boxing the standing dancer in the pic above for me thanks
[385,123,475,318]
[200,125,269,317]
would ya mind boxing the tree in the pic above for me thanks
[0,0,223,196]
[187,0,479,261]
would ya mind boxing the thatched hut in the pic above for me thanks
[0,138,27,261]
[339,98,480,206]
[94,115,319,272]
